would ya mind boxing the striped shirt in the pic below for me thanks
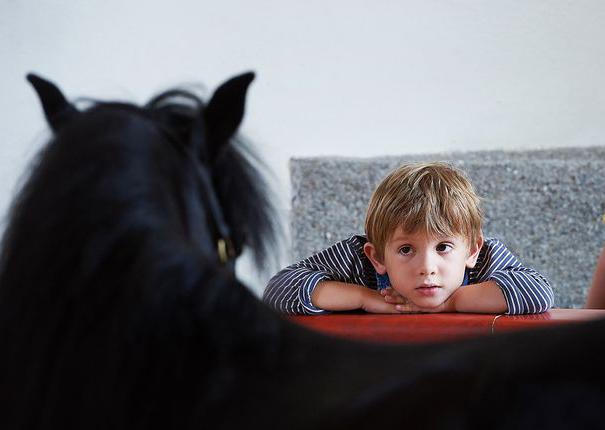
[263,235,553,315]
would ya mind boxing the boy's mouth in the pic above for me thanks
[415,285,442,297]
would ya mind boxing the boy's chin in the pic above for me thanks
[412,298,443,309]
[409,291,448,309]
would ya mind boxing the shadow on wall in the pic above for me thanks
[290,146,605,309]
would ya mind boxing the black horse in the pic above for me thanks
[0,73,603,429]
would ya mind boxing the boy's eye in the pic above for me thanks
[399,246,413,255]
[436,243,453,252]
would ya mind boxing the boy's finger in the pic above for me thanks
[395,303,421,313]
[384,295,406,304]
[380,287,395,296]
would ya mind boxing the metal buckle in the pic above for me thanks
[217,238,234,264]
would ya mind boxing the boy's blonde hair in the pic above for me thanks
[364,162,483,260]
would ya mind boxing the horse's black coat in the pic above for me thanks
[0,73,603,429]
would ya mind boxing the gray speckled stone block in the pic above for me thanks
[290,146,605,309]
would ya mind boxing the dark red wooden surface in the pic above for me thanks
[492,308,605,331]
[288,309,605,344]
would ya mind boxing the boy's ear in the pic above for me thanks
[465,235,484,268]
[363,242,387,275]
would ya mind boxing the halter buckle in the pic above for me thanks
[217,238,234,264]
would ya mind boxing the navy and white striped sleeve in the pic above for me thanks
[470,238,554,315]
[262,235,375,315]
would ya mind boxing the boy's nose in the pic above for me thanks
[419,267,437,276]
[418,253,437,276]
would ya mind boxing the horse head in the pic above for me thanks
[24,72,277,274]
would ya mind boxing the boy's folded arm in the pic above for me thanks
[311,281,365,311]
[488,268,554,315]
[262,235,373,315]
[451,280,508,313]
[475,238,554,315]
[265,270,379,315]
[311,281,400,313]
[263,266,332,315]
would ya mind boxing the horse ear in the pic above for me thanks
[203,72,255,158]
[26,73,78,132]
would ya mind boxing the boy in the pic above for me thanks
[263,162,553,315]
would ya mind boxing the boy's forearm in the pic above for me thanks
[452,281,508,314]
[311,281,366,311]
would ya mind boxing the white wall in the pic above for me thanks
[2,1,605,295]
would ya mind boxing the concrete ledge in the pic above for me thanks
[290,146,605,308]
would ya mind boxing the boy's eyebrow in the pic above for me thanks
[389,233,465,243]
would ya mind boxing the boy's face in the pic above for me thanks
[364,227,482,309]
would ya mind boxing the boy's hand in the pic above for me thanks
[380,287,407,304]
[360,288,403,314]
[381,287,457,313]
